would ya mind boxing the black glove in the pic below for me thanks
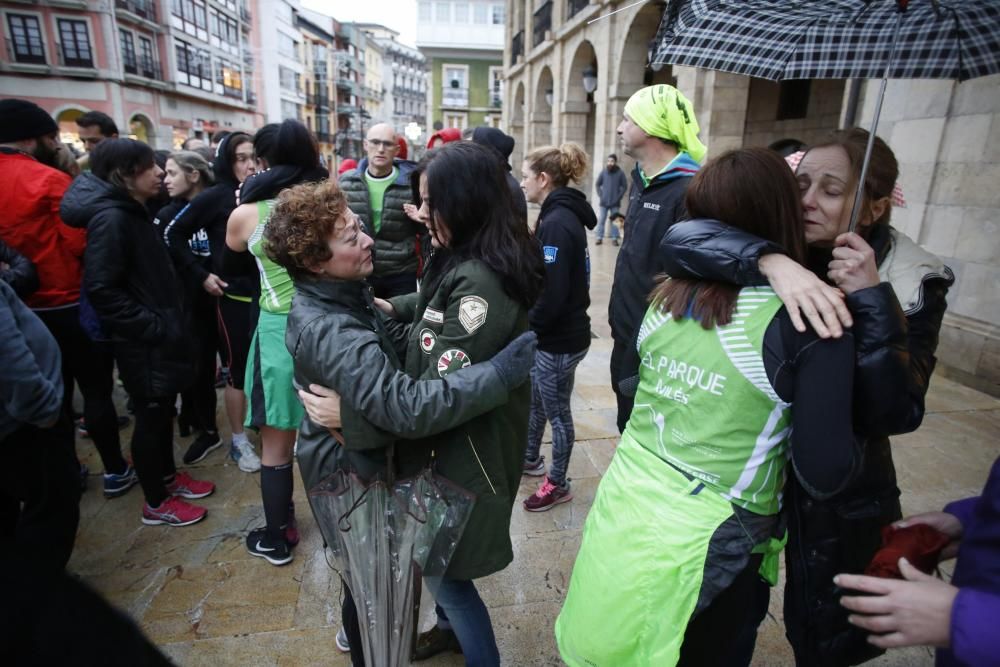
[489,331,538,390]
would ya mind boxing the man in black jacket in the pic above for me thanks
[594,154,627,246]
[609,85,707,432]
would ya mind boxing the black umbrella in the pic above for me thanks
[652,0,1000,229]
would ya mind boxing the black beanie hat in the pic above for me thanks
[0,99,58,143]
[472,126,515,161]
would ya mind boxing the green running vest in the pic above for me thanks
[248,200,295,315]
[626,286,790,516]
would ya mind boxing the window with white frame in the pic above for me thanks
[6,13,46,64]
[434,2,450,22]
[418,1,432,21]
[444,112,467,129]
[491,4,505,24]
[454,2,469,22]
[473,2,487,23]
[171,0,208,42]
[488,66,503,107]
[175,38,212,90]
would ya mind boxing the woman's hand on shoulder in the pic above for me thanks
[828,232,881,296]
[759,253,852,338]
[373,297,397,319]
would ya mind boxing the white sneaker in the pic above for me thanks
[335,626,350,652]
[230,438,261,472]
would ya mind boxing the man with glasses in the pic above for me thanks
[339,122,420,298]
[75,111,119,171]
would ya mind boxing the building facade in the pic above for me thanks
[0,0,263,149]
[417,0,504,132]
[297,8,335,165]
[503,0,1000,394]
[257,0,305,123]
[332,21,364,161]
[361,30,383,122]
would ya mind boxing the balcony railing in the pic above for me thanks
[533,1,552,49]
[316,131,331,143]
[115,0,157,22]
[247,91,257,106]
[511,30,523,66]
[568,0,589,19]
[56,44,94,69]
[442,85,468,108]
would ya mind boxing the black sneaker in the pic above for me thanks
[182,431,222,464]
[413,625,462,661]
[245,527,293,566]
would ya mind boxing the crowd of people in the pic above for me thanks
[1,83,996,667]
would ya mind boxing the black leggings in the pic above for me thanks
[130,397,177,507]
[35,306,127,474]
[179,289,218,434]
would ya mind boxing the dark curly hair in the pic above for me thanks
[263,179,348,281]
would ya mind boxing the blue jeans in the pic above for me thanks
[424,576,499,667]
[524,348,588,486]
[595,206,620,240]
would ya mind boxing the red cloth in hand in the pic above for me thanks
[864,523,951,579]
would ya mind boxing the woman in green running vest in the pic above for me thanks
[225,120,328,566]
[555,148,862,666]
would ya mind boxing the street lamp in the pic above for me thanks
[581,65,598,94]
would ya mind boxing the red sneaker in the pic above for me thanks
[142,496,207,526]
[523,477,572,512]
[167,471,215,499]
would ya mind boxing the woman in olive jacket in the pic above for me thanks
[660,128,953,666]
[373,142,545,666]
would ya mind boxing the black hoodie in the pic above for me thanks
[60,174,193,398]
[529,187,596,353]
[162,134,254,297]
[471,126,527,222]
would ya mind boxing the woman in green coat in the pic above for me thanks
[371,141,545,665]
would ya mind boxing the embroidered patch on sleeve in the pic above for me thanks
[458,295,488,334]
[543,245,559,264]
[419,328,437,354]
[423,307,444,324]
[437,348,472,377]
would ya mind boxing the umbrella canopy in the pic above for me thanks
[652,0,1000,82]
[309,468,475,667]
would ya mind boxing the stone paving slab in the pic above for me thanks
[68,242,1000,666]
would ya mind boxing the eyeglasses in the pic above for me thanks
[366,139,397,150]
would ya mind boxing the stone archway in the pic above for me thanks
[511,81,526,173]
[563,40,598,195]
[531,66,554,151]
[129,113,155,146]
[55,106,87,152]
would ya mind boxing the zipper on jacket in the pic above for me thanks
[467,435,497,495]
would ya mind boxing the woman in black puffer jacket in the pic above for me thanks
[659,128,953,667]
[61,139,215,529]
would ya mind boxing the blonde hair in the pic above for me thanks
[524,142,588,188]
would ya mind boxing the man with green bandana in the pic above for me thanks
[608,85,707,433]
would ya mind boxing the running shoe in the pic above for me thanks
[523,476,572,512]
[245,527,293,566]
[522,455,546,476]
[230,438,261,473]
[335,627,350,653]
[183,431,223,464]
[142,496,207,526]
[166,471,215,499]
[103,464,139,498]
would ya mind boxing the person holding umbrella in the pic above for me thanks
[555,148,860,666]
[660,128,955,665]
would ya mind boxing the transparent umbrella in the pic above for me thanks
[308,465,475,666]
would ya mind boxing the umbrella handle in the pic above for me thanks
[848,2,906,233]
[338,483,374,532]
